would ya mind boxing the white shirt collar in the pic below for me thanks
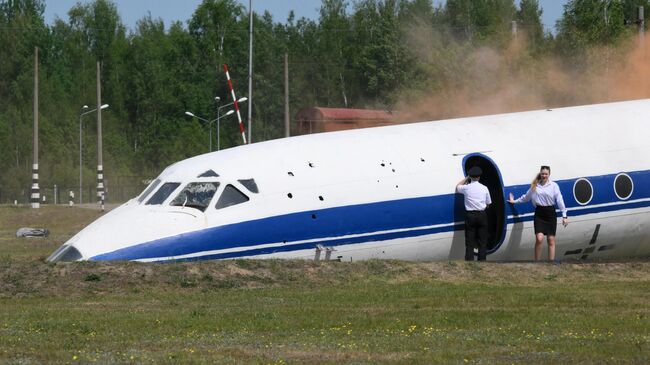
[537,180,552,187]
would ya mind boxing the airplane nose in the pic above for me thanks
[47,201,207,262]
[46,203,134,262]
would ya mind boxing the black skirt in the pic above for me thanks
[534,205,557,236]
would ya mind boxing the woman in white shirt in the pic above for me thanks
[508,166,568,261]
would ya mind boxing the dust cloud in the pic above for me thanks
[395,25,650,122]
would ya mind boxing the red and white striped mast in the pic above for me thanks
[223,64,247,144]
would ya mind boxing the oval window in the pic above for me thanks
[614,173,633,200]
[573,178,593,205]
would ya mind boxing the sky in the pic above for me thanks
[43,0,568,33]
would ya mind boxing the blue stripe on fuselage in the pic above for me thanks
[91,170,650,261]
[92,194,467,260]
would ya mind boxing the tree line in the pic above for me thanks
[0,0,648,203]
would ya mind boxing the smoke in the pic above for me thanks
[395,25,650,122]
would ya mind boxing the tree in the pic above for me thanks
[0,0,48,201]
[517,0,545,49]
[316,0,352,107]
[444,0,517,46]
[1,0,647,203]
[622,0,650,27]
[556,0,627,52]
[350,0,406,106]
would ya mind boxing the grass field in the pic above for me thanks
[0,206,649,364]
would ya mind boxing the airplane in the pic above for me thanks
[47,99,650,263]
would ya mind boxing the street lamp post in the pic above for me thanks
[185,96,246,152]
[185,110,235,152]
[213,96,221,151]
[185,111,211,152]
[217,110,235,151]
[79,104,108,205]
[217,96,247,151]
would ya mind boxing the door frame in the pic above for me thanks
[461,153,507,254]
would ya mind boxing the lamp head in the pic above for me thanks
[225,110,235,116]
[185,111,195,117]
[100,104,109,110]
[238,97,248,103]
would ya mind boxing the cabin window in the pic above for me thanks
[215,184,249,209]
[573,178,593,205]
[198,169,219,178]
[614,173,633,200]
[238,179,259,194]
[170,182,220,212]
[146,182,181,205]
[137,179,161,203]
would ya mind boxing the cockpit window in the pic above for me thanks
[215,184,249,209]
[238,179,259,194]
[58,246,82,262]
[170,182,220,212]
[198,170,219,178]
[146,182,181,205]
[46,245,82,262]
[137,179,161,203]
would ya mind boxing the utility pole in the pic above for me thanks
[284,52,290,138]
[248,0,253,143]
[466,2,472,40]
[80,111,83,204]
[340,72,348,107]
[639,6,645,45]
[640,6,647,98]
[511,20,517,37]
[31,47,40,209]
[96,61,104,205]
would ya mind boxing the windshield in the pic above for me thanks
[146,182,181,205]
[170,182,220,212]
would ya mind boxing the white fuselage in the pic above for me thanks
[48,99,650,263]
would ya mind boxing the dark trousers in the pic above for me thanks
[465,210,488,261]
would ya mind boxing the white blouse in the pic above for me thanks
[514,181,567,218]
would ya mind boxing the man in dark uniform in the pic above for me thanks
[456,166,492,261]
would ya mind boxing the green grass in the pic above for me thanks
[0,206,649,364]
[0,205,104,260]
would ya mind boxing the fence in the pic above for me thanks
[0,176,152,205]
